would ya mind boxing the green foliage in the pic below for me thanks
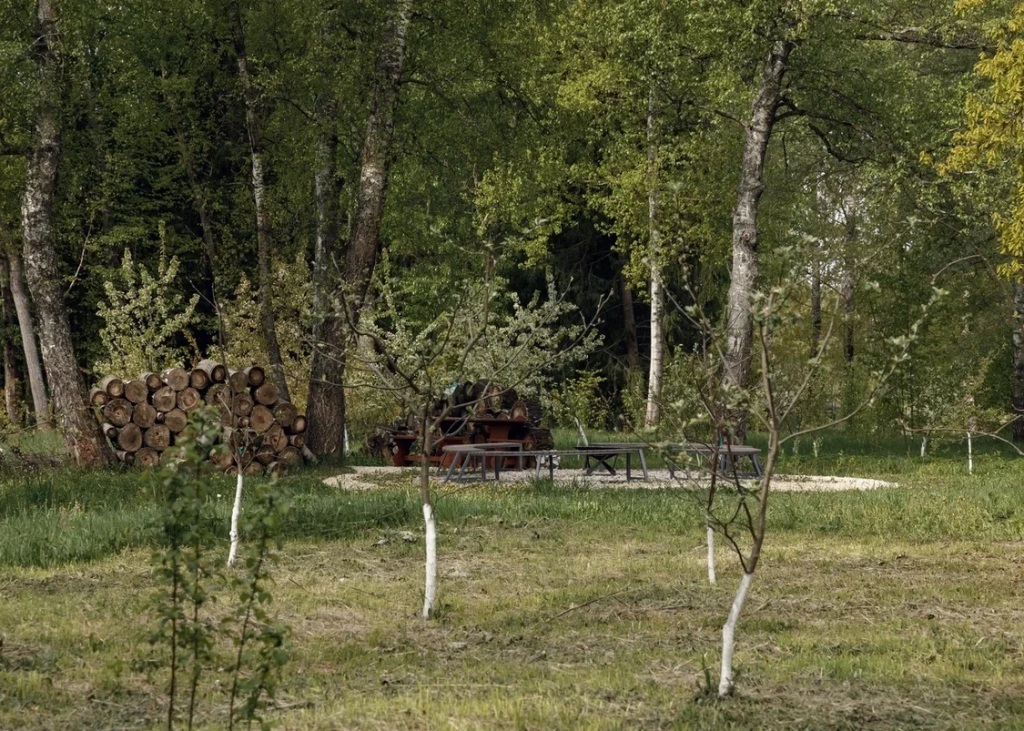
[95,242,199,377]
[217,256,312,407]
[360,255,603,426]
[547,370,608,430]
[149,409,225,729]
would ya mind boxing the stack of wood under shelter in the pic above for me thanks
[369,380,553,466]
[90,359,309,475]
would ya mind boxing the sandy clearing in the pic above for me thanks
[322,466,897,492]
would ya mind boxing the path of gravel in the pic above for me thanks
[322,466,897,492]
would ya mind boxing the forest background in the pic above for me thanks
[2,0,1023,463]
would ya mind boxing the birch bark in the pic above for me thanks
[306,0,413,457]
[230,1,290,402]
[21,0,110,465]
[645,85,664,429]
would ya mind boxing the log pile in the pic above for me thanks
[368,380,553,465]
[90,359,310,475]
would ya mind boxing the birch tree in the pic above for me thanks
[20,0,110,465]
[229,0,291,402]
[306,0,413,460]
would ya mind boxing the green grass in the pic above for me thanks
[2,433,1024,728]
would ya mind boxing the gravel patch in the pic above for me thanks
[323,466,897,492]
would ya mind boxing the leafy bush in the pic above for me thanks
[95,243,199,376]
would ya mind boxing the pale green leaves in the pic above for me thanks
[95,244,199,376]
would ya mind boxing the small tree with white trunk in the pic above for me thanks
[659,270,935,698]
[352,267,604,618]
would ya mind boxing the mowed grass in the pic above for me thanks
[2,435,1024,729]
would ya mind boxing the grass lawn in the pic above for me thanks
[2,433,1024,729]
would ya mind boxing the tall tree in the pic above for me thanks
[721,37,794,439]
[230,0,290,401]
[20,0,110,465]
[943,0,1024,440]
[306,0,414,458]
[644,84,664,429]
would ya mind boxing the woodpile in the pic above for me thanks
[91,359,310,475]
[368,380,553,466]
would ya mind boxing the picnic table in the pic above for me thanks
[441,442,525,481]
[508,443,649,482]
[441,442,650,482]
[677,442,763,479]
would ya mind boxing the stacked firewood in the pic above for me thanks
[430,380,535,422]
[89,359,309,475]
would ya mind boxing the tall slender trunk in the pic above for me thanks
[842,205,856,364]
[619,271,639,373]
[421,404,437,619]
[1012,281,1024,441]
[7,247,47,426]
[231,1,290,401]
[21,0,110,465]
[645,85,664,429]
[722,39,794,440]
[306,117,347,459]
[810,254,822,357]
[0,254,24,425]
[306,0,413,456]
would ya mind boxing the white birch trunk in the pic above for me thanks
[718,571,754,697]
[227,469,243,567]
[967,431,973,475]
[920,436,927,458]
[644,84,664,429]
[422,501,437,619]
[706,526,717,585]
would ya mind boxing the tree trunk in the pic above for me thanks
[228,468,244,567]
[722,39,794,440]
[619,270,640,373]
[21,0,111,466]
[810,254,822,357]
[0,253,25,425]
[306,107,347,459]
[645,84,664,429]
[307,0,413,458]
[421,403,437,619]
[230,0,290,402]
[718,571,753,697]
[842,206,857,364]
[6,245,48,426]
[1013,281,1024,441]
[706,525,717,584]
